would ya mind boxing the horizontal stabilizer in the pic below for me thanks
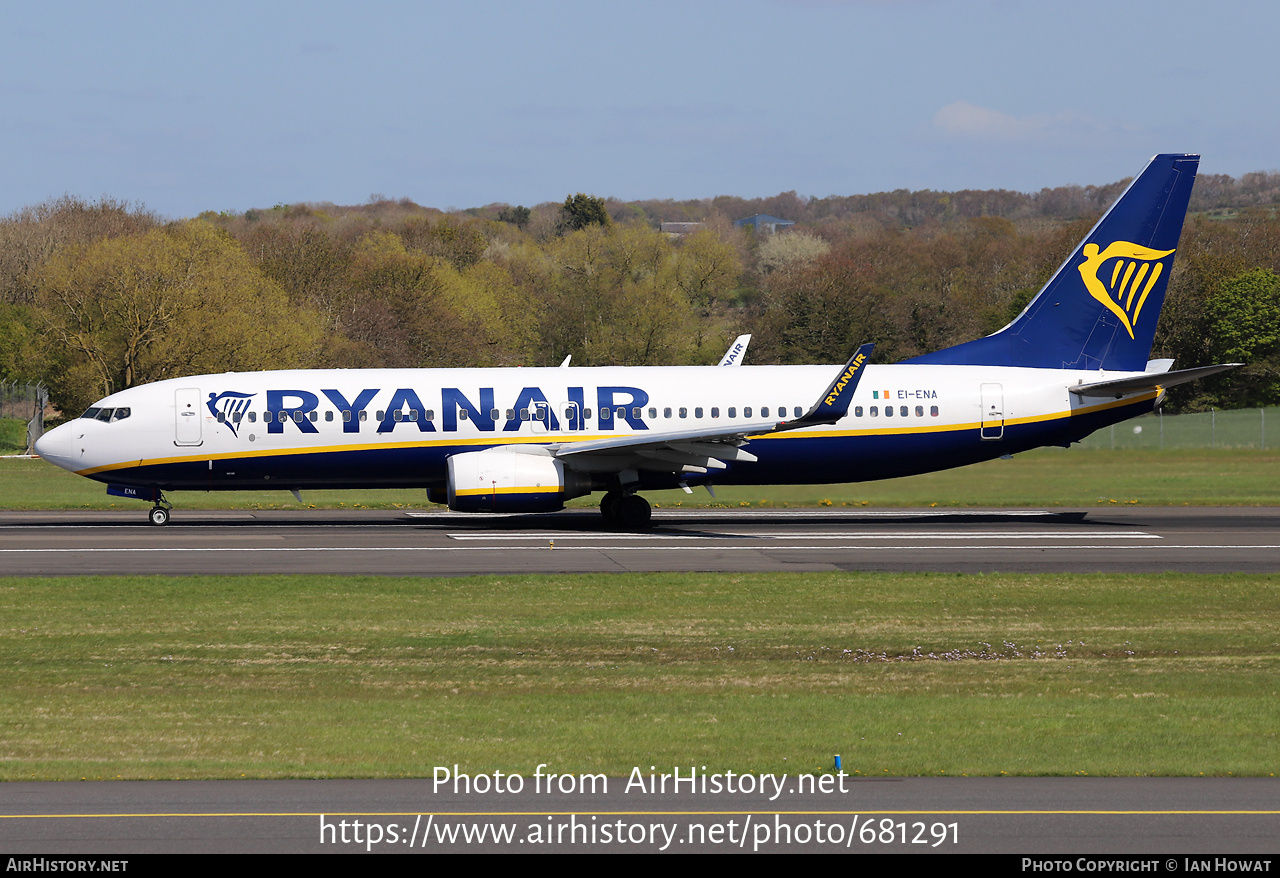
[1069,363,1241,398]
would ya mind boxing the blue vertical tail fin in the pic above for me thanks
[907,154,1199,371]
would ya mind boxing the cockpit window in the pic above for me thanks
[80,406,131,423]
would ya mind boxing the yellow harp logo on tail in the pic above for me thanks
[1078,241,1176,339]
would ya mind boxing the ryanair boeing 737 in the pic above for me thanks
[35,154,1237,528]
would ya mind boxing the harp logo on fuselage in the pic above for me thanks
[1077,241,1176,339]
[206,391,256,437]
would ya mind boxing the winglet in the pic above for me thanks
[782,343,874,429]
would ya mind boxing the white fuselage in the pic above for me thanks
[36,363,1156,496]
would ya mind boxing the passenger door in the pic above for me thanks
[175,388,203,446]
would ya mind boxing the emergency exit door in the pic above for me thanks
[980,383,1004,440]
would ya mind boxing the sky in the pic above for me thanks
[3,0,1277,218]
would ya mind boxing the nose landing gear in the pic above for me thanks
[147,492,173,526]
[107,484,173,525]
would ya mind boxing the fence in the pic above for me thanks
[0,380,49,454]
[1077,406,1279,450]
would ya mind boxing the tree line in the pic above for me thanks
[0,175,1277,420]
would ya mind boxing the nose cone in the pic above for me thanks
[34,422,76,472]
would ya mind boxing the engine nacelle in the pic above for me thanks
[447,450,589,513]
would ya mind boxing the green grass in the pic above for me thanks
[0,418,27,455]
[2,572,1277,779]
[6,447,1280,510]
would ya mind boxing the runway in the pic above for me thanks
[3,777,1278,853]
[2,506,1279,575]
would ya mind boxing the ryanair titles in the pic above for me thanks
[212,386,651,435]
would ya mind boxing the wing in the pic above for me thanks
[553,344,873,475]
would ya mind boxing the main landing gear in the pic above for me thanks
[599,491,652,531]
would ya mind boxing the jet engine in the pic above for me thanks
[446,449,589,513]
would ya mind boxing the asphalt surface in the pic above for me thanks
[2,506,1279,575]
[2,777,1278,854]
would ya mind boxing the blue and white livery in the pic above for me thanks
[35,155,1235,527]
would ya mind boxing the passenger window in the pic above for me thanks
[309,411,318,422]
[216,412,226,423]
[915,406,923,417]
[293,411,303,423]
[393,410,403,422]
[695,407,704,418]
[601,408,612,420]
[884,406,893,418]
[761,407,769,418]
[248,412,257,423]
[409,409,418,421]
[342,410,351,422]
[425,410,434,421]
[710,407,719,418]
[870,406,878,417]
[664,407,672,418]
[931,406,939,417]
[794,406,803,418]
[899,406,907,417]
[617,407,626,419]
[520,409,530,421]
[232,411,242,423]
[490,409,500,420]
[583,408,592,419]
[631,407,640,419]
[728,407,736,418]
[359,410,368,421]
[744,407,752,418]
[458,409,468,420]
[854,406,863,417]
[376,411,385,421]
[648,407,657,419]
[679,407,687,418]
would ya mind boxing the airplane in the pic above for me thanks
[35,154,1237,528]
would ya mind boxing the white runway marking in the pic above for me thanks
[401,509,1068,519]
[445,530,1160,541]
